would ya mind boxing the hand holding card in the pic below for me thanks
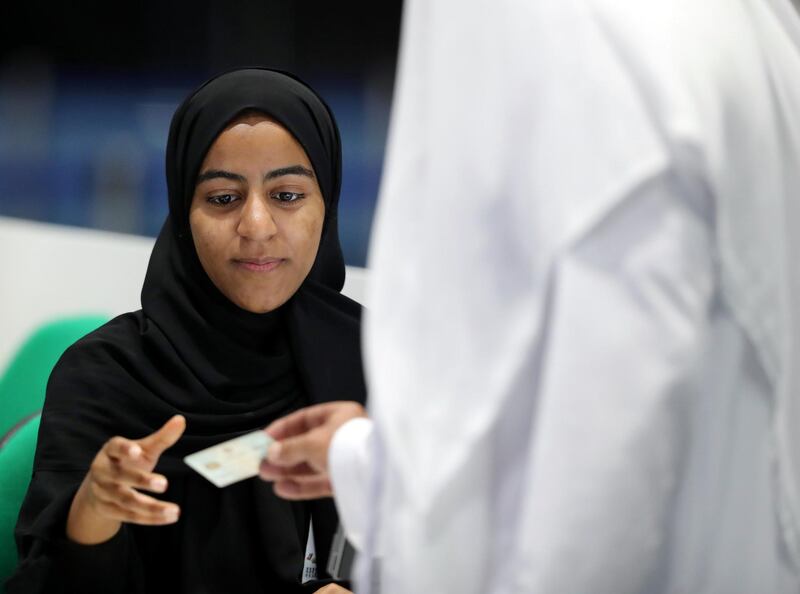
[258,401,367,500]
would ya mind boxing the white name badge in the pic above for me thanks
[302,519,317,584]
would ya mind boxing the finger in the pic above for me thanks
[104,436,145,463]
[264,402,348,441]
[106,461,169,494]
[258,459,317,481]
[266,428,328,469]
[92,482,180,523]
[95,448,169,493]
[273,476,333,501]
[94,454,169,493]
[93,498,181,526]
[264,407,319,441]
[89,438,159,493]
[138,415,186,458]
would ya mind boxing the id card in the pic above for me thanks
[183,430,274,488]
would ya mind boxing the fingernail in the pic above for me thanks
[129,444,142,459]
[268,442,282,461]
[151,477,167,492]
[164,507,179,521]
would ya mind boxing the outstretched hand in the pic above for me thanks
[67,415,186,544]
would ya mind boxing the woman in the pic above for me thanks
[6,68,364,594]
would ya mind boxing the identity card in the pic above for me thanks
[183,430,274,488]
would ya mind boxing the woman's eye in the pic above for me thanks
[208,194,238,206]
[272,191,305,203]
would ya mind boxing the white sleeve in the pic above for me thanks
[512,171,717,593]
[327,416,375,553]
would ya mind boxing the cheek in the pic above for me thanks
[287,204,325,267]
[190,216,227,275]
[298,213,325,267]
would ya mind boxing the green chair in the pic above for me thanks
[0,315,107,439]
[0,315,107,586]
[0,413,41,584]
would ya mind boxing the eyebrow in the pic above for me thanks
[264,165,315,181]
[196,165,315,185]
[196,169,246,185]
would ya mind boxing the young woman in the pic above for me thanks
[6,68,364,594]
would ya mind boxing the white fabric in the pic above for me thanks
[335,0,800,592]
[328,417,375,552]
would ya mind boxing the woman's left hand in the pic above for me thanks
[313,585,352,593]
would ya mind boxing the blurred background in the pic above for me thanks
[0,0,404,266]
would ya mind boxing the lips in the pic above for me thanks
[234,258,285,272]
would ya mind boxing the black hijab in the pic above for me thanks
[11,68,365,593]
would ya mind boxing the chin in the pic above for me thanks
[238,301,278,314]
[236,294,289,314]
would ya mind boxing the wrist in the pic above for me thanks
[66,479,122,545]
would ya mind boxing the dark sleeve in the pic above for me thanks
[4,470,143,594]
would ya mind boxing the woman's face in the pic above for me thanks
[189,114,325,313]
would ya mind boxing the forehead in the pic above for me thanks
[203,114,313,168]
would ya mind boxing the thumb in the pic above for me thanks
[139,415,186,458]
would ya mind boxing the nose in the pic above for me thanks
[237,193,278,241]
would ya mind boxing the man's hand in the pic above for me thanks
[259,401,367,500]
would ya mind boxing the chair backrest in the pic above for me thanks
[0,315,107,438]
[0,413,41,584]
